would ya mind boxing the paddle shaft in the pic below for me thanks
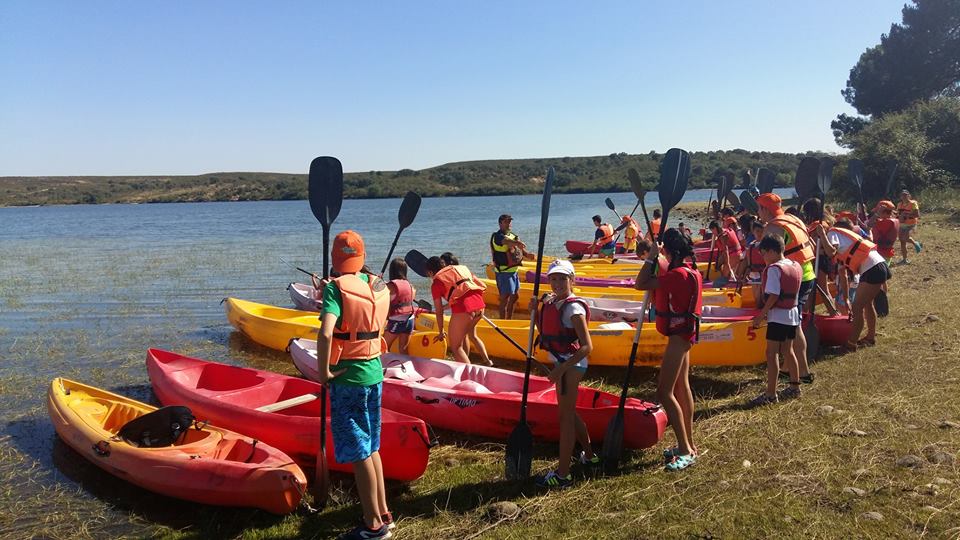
[480,315,551,377]
[520,171,553,424]
[610,198,643,261]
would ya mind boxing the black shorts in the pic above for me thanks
[795,279,816,313]
[766,322,798,342]
[817,255,835,275]
[860,261,892,285]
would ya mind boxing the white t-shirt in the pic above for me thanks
[827,230,885,275]
[763,264,801,326]
[548,298,589,368]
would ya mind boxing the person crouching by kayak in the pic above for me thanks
[748,234,803,407]
[813,218,891,351]
[384,258,416,356]
[707,220,741,287]
[635,228,702,471]
[589,215,616,257]
[531,259,598,488]
[314,231,394,539]
[426,256,493,366]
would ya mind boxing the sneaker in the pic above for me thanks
[801,373,815,385]
[781,372,815,384]
[778,385,801,401]
[915,241,922,254]
[578,451,601,467]
[337,523,391,540]
[381,513,396,531]
[899,258,910,265]
[748,393,778,408]
[536,470,573,489]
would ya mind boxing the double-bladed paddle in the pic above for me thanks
[306,156,344,507]
[279,256,318,279]
[757,168,776,195]
[605,197,623,221]
[717,173,732,209]
[379,191,422,275]
[848,159,865,208]
[601,148,690,472]
[740,190,759,214]
[505,167,554,480]
[803,157,834,362]
[885,160,899,198]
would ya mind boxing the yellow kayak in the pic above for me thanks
[224,297,320,351]
[478,278,744,311]
[414,313,765,367]
[47,378,306,514]
[518,259,714,277]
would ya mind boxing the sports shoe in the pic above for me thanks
[778,385,801,401]
[779,372,815,384]
[337,523,391,540]
[381,512,396,531]
[536,470,573,489]
[899,258,910,265]
[915,241,922,254]
[748,393,778,408]
[578,451,601,467]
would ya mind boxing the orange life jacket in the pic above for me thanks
[598,223,615,246]
[897,200,919,225]
[648,219,661,240]
[433,265,484,304]
[329,274,390,365]
[537,296,591,355]
[387,279,415,318]
[830,227,877,273]
[770,213,815,264]
[761,259,802,309]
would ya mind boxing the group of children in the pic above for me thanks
[310,187,917,538]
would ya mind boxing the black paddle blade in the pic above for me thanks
[886,160,899,197]
[627,168,646,200]
[725,191,740,209]
[600,411,625,473]
[848,159,864,189]
[404,249,430,278]
[740,190,759,214]
[804,319,820,362]
[659,149,691,213]
[757,168,776,194]
[818,157,835,199]
[874,290,890,317]
[308,157,344,228]
[605,197,616,211]
[398,191,421,229]
[504,423,533,480]
[795,157,820,201]
[716,175,729,203]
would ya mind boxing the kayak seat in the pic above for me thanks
[195,363,264,392]
[384,364,423,382]
[450,380,493,394]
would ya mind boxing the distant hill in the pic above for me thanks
[0,149,817,206]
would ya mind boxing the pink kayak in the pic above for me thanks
[290,339,667,450]
[566,239,714,260]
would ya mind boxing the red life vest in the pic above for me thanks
[872,218,899,258]
[760,259,802,309]
[747,242,766,273]
[537,296,591,355]
[720,227,742,256]
[387,279,415,318]
[654,265,703,340]
[433,265,484,304]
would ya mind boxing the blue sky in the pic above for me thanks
[0,1,906,176]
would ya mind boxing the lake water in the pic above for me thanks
[0,188,791,536]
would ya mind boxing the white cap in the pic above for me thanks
[547,259,576,276]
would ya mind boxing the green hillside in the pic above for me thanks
[0,149,811,206]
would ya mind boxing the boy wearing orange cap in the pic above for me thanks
[755,193,816,384]
[316,230,394,539]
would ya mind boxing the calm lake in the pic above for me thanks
[0,188,791,536]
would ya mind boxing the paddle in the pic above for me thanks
[378,191,422,275]
[505,166,554,481]
[306,156,343,506]
[740,190,759,214]
[848,159,865,208]
[804,157,833,361]
[757,168,776,195]
[795,157,820,202]
[279,256,318,279]
[885,160,899,198]
[724,191,740,209]
[605,197,623,221]
[601,148,690,472]
[874,288,890,317]
[628,168,653,234]
[717,174,731,209]
[478,314,553,377]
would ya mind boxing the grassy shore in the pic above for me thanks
[3,207,958,539]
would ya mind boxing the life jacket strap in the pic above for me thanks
[333,330,380,340]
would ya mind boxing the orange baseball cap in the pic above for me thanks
[332,230,365,274]
[755,193,783,214]
[874,200,895,211]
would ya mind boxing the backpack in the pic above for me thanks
[118,406,197,448]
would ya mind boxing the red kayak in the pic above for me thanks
[145,348,433,482]
[290,339,667,450]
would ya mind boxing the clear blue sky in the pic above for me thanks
[0,1,906,176]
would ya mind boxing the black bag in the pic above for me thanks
[118,406,196,448]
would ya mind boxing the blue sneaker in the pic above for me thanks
[536,470,573,489]
[915,241,922,254]
[337,523,391,540]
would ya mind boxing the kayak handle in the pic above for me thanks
[413,424,440,448]
[415,396,440,405]
[93,440,111,457]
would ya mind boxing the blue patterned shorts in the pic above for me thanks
[328,382,382,464]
